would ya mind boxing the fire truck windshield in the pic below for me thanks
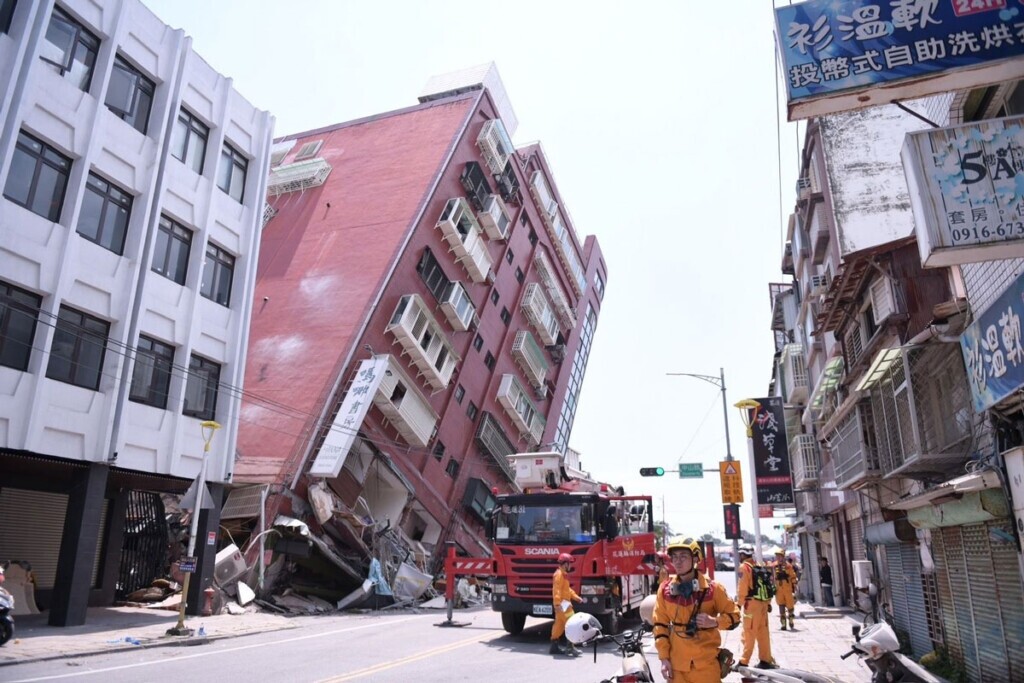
[490,502,596,544]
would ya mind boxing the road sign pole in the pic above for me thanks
[718,368,739,570]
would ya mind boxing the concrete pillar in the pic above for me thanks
[49,463,109,626]
[186,483,224,616]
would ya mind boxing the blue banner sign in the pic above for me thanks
[776,0,1024,119]
[960,271,1024,411]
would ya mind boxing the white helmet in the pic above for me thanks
[565,612,602,644]
[639,594,657,626]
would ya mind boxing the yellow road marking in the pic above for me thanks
[318,629,503,682]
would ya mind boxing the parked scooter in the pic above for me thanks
[0,566,14,647]
[566,612,654,683]
[841,622,941,683]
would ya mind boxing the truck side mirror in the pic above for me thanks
[603,508,618,541]
[484,509,494,539]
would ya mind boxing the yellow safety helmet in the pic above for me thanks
[666,535,703,563]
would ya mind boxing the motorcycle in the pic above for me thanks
[566,612,654,683]
[841,622,941,683]
[0,590,14,646]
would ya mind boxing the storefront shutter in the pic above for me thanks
[936,527,978,681]
[899,543,931,659]
[848,517,866,561]
[987,520,1024,681]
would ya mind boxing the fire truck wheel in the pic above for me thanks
[501,612,527,635]
[598,610,621,635]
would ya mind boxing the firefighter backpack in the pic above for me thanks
[751,565,776,601]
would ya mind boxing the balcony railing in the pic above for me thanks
[475,412,517,483]
[828,400,882,490]
[790,434,820,490]
[862,343,972,478]
[529,170,558,224]
[267,157,332,196]
[477,119,514,175]
[497,374,546,446]
[385,294,459,392]
[436,197,493,283]
[372,355,438,447]
[512,330,549,389]
[780,344,809,405]
[479,194,511,240]
[533,250,576,328]
[439,282,475,332]
[521,283,560,345]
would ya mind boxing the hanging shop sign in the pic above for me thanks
[960,272,1024,412]
[309,356,389,478]
[750,397,795,506]
[775,0,1024,120]
[904,114,1024,267]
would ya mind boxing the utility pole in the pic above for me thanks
[666,368,740,568]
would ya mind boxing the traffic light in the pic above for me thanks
[639,467,665,477]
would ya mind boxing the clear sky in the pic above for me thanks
[144,0,802,543]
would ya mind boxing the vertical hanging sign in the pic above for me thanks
[751,397,795,506]
[309,356,390,478]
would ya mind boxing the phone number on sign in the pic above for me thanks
[950,222,1024,244]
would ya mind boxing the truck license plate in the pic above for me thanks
[532,604,553,616]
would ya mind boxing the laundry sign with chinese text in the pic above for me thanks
[775,0,1024,120]
[960,272,1024,412]
[749,397,795,506]
[309,356,389,478]
[904,114,1024,267]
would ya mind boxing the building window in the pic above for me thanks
[200,243,234,306]
[490,290,499,305]
[467,401,478,421]
[45,305,108,391]
[416,248,450,302]
[0,281,41,371]
[4,130,71,222]
[594,271,605,300]
[484,351,496,370]
[77,172,132,255]
[129,335,174,409]
[528,229,538,246]
[454,384,465,404]
[505,249,514,265]
[473,334,483,352]
[1,0,16,34]
[217,142,247,202]
[445,458,460,479]
[105,55,154,134]
[515,266,524,284]
[500,307,511,326]
[152,216,192,285]
[433,440,446,461]
[39,6,99,92]
[170,108,208,174]
[183,354,220,420]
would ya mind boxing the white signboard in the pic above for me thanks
[903,114,1024,267]
[309,356,389,478]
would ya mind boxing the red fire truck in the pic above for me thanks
[486,452,657,635]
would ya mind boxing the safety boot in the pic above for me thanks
[788,618,795,630]
[757,660,780,670]
[549,640,565,655]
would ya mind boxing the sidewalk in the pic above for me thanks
[719,602,873,682]
[0,606,299,667]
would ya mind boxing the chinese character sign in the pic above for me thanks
[776,0,1024,119]
[960,272,1024,412]
[309,356,390,478]
[903,115,1024,267]
[750,397,795,506]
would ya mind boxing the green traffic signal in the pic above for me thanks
[639,467,665,477]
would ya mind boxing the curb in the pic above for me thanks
[0,622,299,667]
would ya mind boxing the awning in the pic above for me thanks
[856,346,903,392]
[886,470,1003,510]
[809,356,844,410]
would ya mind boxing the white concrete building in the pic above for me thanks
[0,0,273,625]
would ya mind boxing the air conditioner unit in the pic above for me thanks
[796,176,812,200]
[810,274,830,297]
[852,560,872,589]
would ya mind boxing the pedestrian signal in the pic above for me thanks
[639,467,665,477]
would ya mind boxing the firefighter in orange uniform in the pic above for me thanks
[737,545,777,669]
[652,536,740,682]
[773,548,798,630]
[654,551,671,593]
[550,553,582,656]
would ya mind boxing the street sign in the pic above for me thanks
[759,505,774,519]
[640,467,665,477]
[719,460,743,504]
[723,504,741,540]
[678,463,703,479]
[179,556,198,573]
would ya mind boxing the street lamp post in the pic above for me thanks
[735,399,765,564]
[168,420,221,637]
[666,368,739,567]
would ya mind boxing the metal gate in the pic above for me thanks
[116,491,167,600]
[934,520,1024,682]
[885,543,932,658]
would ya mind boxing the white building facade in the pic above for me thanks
[0,0,272,625]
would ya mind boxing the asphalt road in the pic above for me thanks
[3,572,739,683]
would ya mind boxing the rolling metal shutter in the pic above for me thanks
[988,520,1024,681]
[899,543,931,659]
[848,517,866,561]
[0,488,107,589]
